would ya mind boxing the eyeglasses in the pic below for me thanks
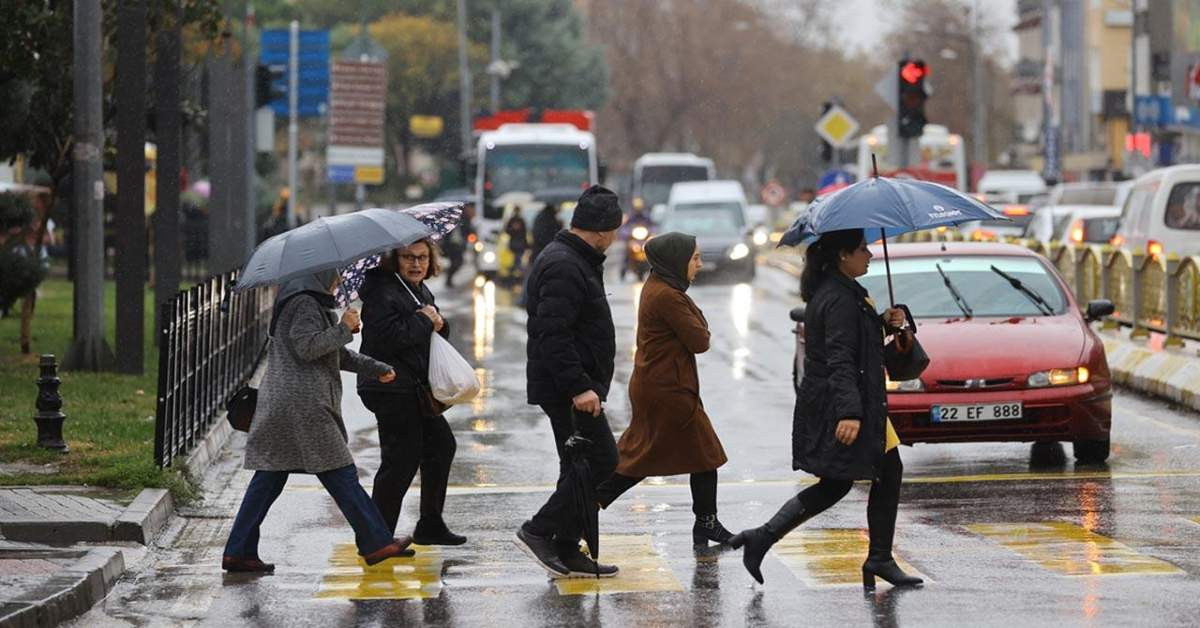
[399,254,430,264]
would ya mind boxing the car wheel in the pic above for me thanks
[1073,439,1110,463]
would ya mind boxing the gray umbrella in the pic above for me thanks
[234,208,433,290]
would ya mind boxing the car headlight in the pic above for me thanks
[752,228,769,247]
[886,377,924,392]
[631,225,650,240]
[1027,366,1090,388]
[728,243,750,260]
[482,251,497,264]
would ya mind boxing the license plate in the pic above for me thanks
[930,402,1023,423]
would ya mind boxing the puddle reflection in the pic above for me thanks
[472,280,496,361]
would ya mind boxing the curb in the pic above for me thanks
[0,488,173,545]
[0,548,124,628]
[185,412,234,477]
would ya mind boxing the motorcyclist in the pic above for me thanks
[619,207,655,281]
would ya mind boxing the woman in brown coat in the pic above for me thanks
[595,232,732,546]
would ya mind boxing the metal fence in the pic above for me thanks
[154,270,272,468]
[895,230,1200,346]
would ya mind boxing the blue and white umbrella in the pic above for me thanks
[780,161,1010,304]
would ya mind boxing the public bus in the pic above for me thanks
[856,124,966,192]
[472,111,598,277]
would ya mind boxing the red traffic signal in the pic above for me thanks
[900,61,928,85]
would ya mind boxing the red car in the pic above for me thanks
[791,242,1115,462]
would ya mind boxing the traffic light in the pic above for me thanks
[897,58,928,139]
[255,64,286,108]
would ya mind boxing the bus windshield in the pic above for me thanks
[483,145,590,201]
[636,165,710,207]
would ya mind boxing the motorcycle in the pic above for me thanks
[621,223,652,281]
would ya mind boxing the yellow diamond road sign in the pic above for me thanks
[815,105,860,148]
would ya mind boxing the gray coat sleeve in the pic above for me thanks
[339,346,392,378]
[286,296,353,363]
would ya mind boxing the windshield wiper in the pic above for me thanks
[936,263,973,318]
[989,265,1054,316]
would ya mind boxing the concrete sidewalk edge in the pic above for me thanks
[0,548,124,628]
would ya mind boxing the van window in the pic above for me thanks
[1121,180,1158,236]
[1164,183,1200,230]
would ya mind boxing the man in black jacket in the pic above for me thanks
[516,185,623,579]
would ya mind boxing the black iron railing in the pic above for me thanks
[154,270,272,468]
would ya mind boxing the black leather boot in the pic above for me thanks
[728,496,809,584]
[862,451,922,590]
[692,514,734,546]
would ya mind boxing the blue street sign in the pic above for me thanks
[260,29,330,118]
[1134,95,1173,128]
[327,164,356,184]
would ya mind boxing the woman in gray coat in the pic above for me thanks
[222,269,412,572]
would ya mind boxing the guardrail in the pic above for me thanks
[154,270,272,468]
[894,230,1200,346]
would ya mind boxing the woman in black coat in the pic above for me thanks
[357,239,464,546]
[730,228,923,590]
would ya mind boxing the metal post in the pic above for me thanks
[65,0,114,371]
[116,0,148,375]
[287,20,299,228]
[34,355,68,451]
[243,1,257,250]
[1100,247,1120,330]
[456,0,473,157]
[1165,255,1184,348]
[490,7,501,112]
[970,0,987,168]
[155,6,182,346]
[1130,251,1149,340]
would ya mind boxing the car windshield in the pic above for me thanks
[859,255,1067,318]
[663,203,744,235]
[636,165,709,207]
[1057,187,1117,205]
[483,145,590,200]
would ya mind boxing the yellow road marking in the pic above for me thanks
[281,470,1200,495]
[967,522,1184,577]
[1192,516,1200,526]
[554,535,683,596]
[772,529,925,587]
[314,544,443,600]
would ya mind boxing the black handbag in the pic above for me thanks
[883,304,930,381]
[225,340,270,433]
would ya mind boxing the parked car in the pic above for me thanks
[1055,207,1123,245]
[791,242,1114,462]
[1114,165,1200,257]
[662,180,756,281]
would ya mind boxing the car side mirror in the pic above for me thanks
[1085,299,1115,322]
[789,305,806,322]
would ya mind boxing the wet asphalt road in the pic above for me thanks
[73,256,1200,627]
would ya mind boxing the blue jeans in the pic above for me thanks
[224,464,393,558]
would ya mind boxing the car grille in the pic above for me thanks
[934,378,1015,390]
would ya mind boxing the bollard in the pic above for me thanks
[1165,255,1185,349]
[34,354,68,452]
[1130,251,1149,340]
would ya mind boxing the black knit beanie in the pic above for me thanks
[570,184,624,232]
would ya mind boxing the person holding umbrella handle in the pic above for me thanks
[730,228,923,591]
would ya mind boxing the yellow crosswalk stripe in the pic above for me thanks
[555,535,683,596]
[967,522,1184,577]
[314,544,443,600]
[771,529,924,587]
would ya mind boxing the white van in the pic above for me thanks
[1115,165,1200,257]
[662,180,756,280]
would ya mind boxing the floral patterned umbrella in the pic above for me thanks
[336,202,465,306]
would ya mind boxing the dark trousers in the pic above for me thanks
[362,392,457,535]
[524,403,619,553]
[596,470,719,516]
[795,448,904,550]
[223,464,393,558]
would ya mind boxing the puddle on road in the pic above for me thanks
[967,521,1184,577]
[314,544,443,600]
[554,534,683,596]
[772,528,924,587]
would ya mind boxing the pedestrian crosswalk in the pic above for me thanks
[966,522,1185,577]
[310,519,1194,600]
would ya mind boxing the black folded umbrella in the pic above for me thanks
[564,410,601,572]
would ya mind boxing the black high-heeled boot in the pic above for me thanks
[692,514,734,546]
[862,451,922,590]
[728,496,809,584]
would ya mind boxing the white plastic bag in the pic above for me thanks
[428,333,481,404]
